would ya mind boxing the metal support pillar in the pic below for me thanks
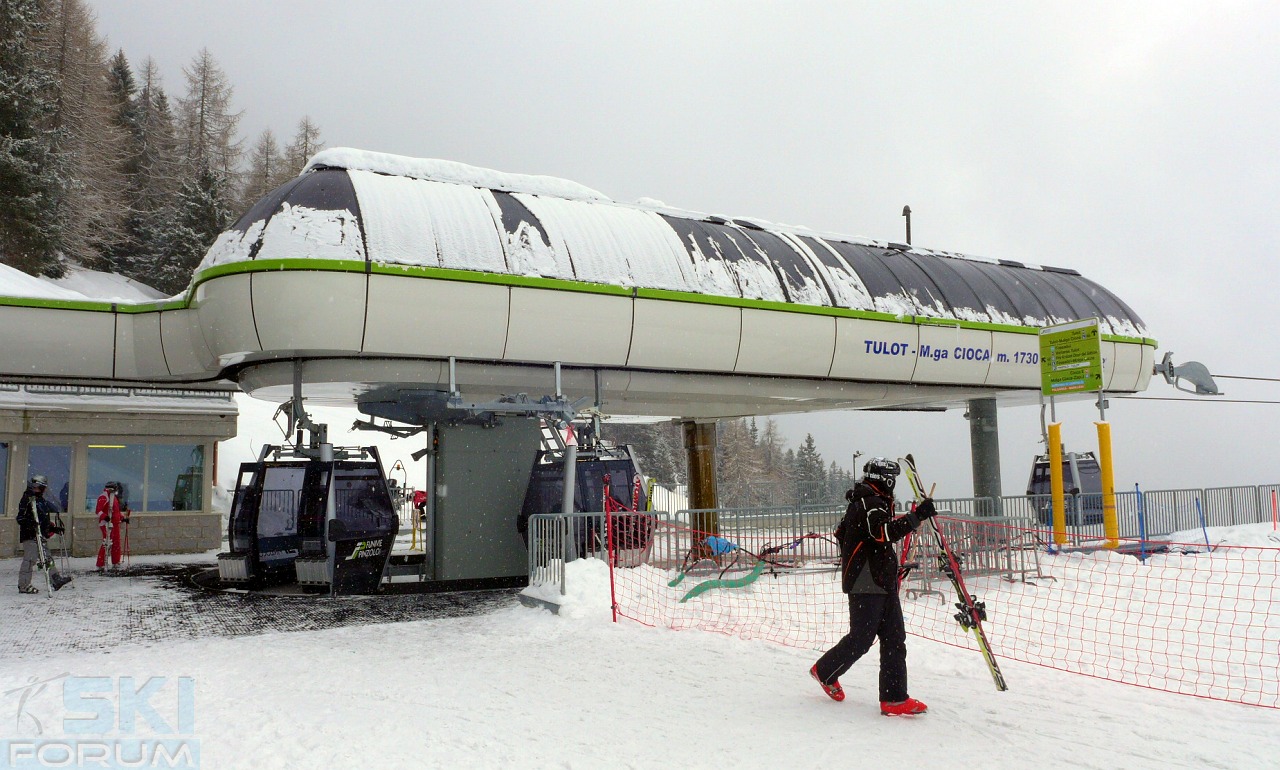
[966,398,1002,516]
[682,420,719,537]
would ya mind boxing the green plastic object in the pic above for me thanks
[678,561,766,603]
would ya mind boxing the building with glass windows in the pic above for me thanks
[0,383,237,557]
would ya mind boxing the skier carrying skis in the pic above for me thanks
[809,457,937,716]
[16,476,72,594]
[95,481,130,572]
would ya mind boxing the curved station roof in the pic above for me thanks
[208,148,1147,338]
[0,149,1156,419]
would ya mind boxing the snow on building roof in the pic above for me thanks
[49,267,168,302]
[0,263,94,302]
[304,148,611,203]
[197,149,1147,337]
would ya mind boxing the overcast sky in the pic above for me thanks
[93,1,1280,496]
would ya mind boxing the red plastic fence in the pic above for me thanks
[608,515,1280,709]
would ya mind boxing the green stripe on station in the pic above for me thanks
[0,258,1160,349]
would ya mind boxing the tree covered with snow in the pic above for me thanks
[0,0,61,276]
[0,7,324,292]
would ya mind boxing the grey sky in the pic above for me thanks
[92,1,1280,495]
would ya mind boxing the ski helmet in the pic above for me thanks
[104,481,121,493]
[862,457,900,494]
[29,475,48,489]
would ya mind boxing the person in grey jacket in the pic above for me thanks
[809,457,935,715]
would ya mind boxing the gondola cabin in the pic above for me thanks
[517,440,652,562]
[217,445,399,594]
[1026,451,1104,526]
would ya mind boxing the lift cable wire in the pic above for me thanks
[1210,374,1280,383]
[1117,395,1280,405]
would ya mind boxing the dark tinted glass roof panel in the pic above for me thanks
[969,263,1051,322]
[822,240,911,303]
[903,253,989,321]
[492,191,551,248]
[664,215,792,299]
[936,258,1022,321]
[1005,267,1085,322]
[704,223,785,300]
[283,168,361,213]
[797,235,849,272]
[878,250,952,313]
[1063,274,1146,329]
[741,229,835,305]
[1033,270,1110,321]
[229,176,304,233]
[660,216,737,290]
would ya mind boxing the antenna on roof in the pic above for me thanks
[902,205,912,245]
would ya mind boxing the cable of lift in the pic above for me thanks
[1118,395,1280,405]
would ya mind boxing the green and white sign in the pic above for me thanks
[1039,318,1103,396]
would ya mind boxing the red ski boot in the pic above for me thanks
[880,698,928,716]
[810,665,845,702]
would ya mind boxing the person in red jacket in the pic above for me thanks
[95,481,130,571]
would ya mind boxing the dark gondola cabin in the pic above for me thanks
[218,446,398,594]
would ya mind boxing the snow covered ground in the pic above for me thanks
[2,544,1278,769]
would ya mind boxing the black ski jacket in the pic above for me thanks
[835,482,924,594]
[16,490,58,542]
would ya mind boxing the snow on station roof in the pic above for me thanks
[198,148,1147,337]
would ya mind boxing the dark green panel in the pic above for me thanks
[434,419,541,581]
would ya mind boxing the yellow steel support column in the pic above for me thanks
[1097,421,1119,548]
[682,420,719,540]
[1049,422,1067,545]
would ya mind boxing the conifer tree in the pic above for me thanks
[39,0,129,271]
[0,0,61,274]
[283,115,323,174]
[240,127,285,210]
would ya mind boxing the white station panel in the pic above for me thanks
[912,325,995,385]
[505,287,632,366]
[830,318,918,382]
[628,298,740,372]
[1098,340,1118,391]
[735,308,836,377]
[1105,341,1148,392]
[986,331,1042,388]
[194,273,260,359]
[0,307,113,378]
[251,272,367,353]
[114,313,168,380]
[364,275,509,359]
[159,309,218,376]
[1133,344,1156,392]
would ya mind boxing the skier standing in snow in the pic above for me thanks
[16,476,72,593]
[95,481,130,572]
[810,457,936,715]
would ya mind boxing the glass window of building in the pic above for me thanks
[149,444,204,511]
[87,444,145,512]
[27,444,72,513]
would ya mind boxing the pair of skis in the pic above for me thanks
[900,454,1009,692]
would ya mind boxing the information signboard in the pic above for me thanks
[1039,318,1103,395]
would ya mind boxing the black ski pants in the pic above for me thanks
[813,591,908,703]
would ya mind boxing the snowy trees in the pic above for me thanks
[0,0,61,275]
[39,0,129,273]
[0,9,324,292]
[608,419,853,506]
